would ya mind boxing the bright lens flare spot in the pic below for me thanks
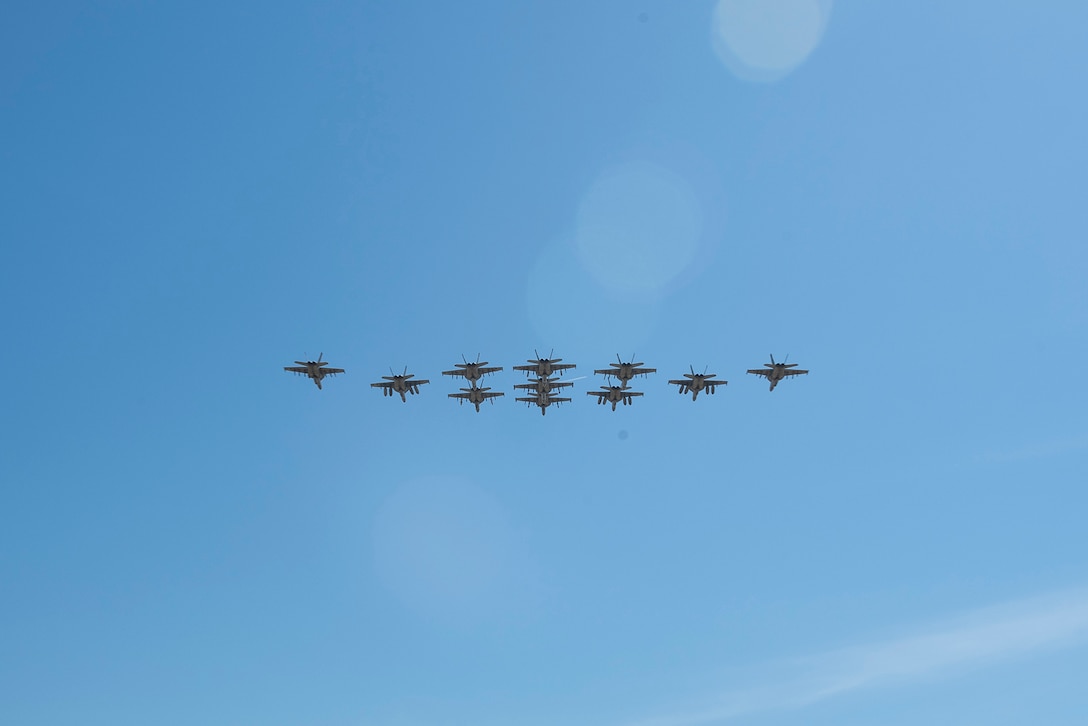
[712,0,831,81]
[372,476,514,620]
[525,236,662,350]
[575,162,702,295]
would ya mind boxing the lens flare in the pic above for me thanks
[712,0,832,82]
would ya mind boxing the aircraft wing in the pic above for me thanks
[624,391,645,397]
[746,369,772,377]
[515,396,539,404]
[442,369,467,378]
[551,380,574,389]
[632,367,656,376]
[370,381,393,388]
[553,363,576,372]
[319,367,344,375]
[512,364,538,372]
[284,367,309,374]
[667,379,689,386]
[478,366,502,376]
[549,397,572,404]
[705,380,728,386]
[586,390,609,399]
[482,391,504,399]
[448,391,469,400]
[782,369,808,377]
[411,379,430,386]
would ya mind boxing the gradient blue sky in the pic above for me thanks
[3,2,1087,725]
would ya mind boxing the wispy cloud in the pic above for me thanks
[627,588,1088,726]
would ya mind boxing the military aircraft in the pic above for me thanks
[513,349,576,378]
[668,366,727,401]
[587,385,643,411]
[516,390,571,416]
[371,367,429,402]
[441,354,502,384]
[283,353,344,390]
[594,355,656,388]
[448,385,504,412]
[747,354,808,391]
[513,376,575,395]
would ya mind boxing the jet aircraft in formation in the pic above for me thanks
[513,349,576,378]
[285,352,808,409]
[516,389,571,416]
[371,367,429,402]
[594,355,656,388]
[668,366,728,401]
[448,385,504,412]
[441,355,502,383]
[282,354,344,390]
[746,354,808,391]
[514,376,575,396]
[588,385,644,411]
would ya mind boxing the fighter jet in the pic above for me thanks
[668,366,727,401]
[587,385,643,411]
[513,349,576,378]
[448,385,504,412]
[371,367,429,402]
[594,355,656,388]
[442,354,502,384]
[513,376,575,396]
[747,354,808,391]
[516,390,571,416]
[283,353,344,390]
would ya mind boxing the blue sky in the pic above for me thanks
[2,2,1087,724]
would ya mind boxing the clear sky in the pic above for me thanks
[3,2,1087,725]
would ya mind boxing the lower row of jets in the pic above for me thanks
[284,351,808,414]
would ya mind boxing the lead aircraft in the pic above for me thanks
[513,349,576,378]
[441,354,502,384]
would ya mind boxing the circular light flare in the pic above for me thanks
[712,0,832,81]
[575,161,703,295]
[525,235,662,350]
[372,476,516,620]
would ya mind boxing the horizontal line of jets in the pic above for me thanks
[284,351,808,415]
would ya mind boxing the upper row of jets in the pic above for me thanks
[284,351,808,414]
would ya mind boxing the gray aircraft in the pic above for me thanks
[442,354,503,384]
[516,390,571,416]
[513,349,576,378]
[587,385,644,411]
[668,366,728,401]
[747,354,808,391]
[448,385,504,412]
[594,355,656,388]
[283,353,344,390]
[371,367,429,402]
[513,376,575,396]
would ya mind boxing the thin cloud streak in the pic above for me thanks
[627,588,1088,726]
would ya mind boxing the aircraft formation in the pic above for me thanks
[284,351,808,414]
